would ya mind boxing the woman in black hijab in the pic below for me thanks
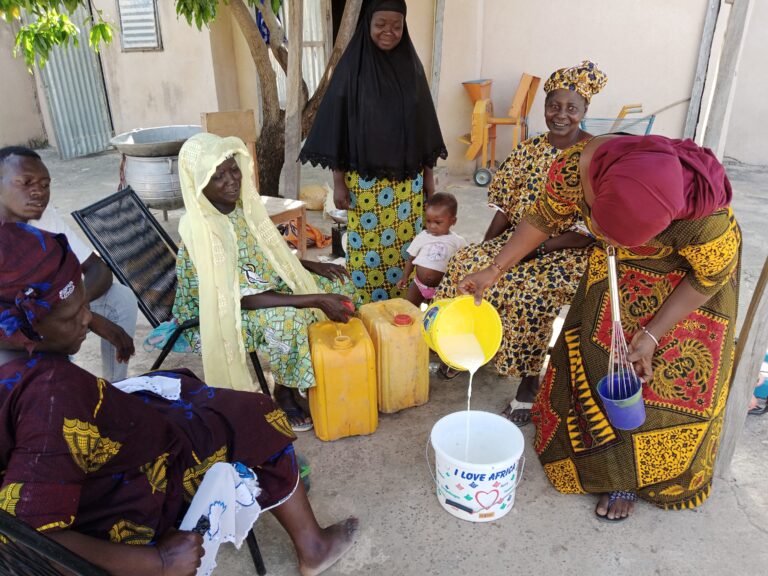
[300,0,447,303]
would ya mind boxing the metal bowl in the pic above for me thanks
[328,209,348,224]
[110,125,202,157]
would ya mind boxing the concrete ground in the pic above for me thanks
[39,148,768,576]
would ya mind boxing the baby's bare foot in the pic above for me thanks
[299,517,359,576]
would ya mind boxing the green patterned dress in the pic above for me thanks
[345,170,424,303]
[173,206,357,391]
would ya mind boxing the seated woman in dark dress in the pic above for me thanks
[0,223,357,576]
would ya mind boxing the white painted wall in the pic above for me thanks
[92,1,220,135]
[427,0,710,175]
[0,24,46,147]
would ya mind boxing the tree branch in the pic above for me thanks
[229,0,280,124]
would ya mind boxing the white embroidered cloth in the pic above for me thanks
[111,374,182,400]
[179,462,262,576]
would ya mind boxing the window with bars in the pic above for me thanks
[116,0,162,51]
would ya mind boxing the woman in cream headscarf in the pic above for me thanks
[172,133,357,431]
[435,60,606,425]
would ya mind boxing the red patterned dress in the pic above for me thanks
[528,140,740,510]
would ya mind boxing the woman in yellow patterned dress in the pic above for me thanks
[435,61,606,427]
[172,133,357,432]
[299,0,446,302]
[458,134,739,521]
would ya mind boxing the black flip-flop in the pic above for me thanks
[284,407,313,432]
[748,399,768,416]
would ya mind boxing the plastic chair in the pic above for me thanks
[70,186,272,393]
[580,104,655,136]
[0,509,108,576]
[0,488,268,576]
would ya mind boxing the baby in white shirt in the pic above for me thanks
[397,192,467,305]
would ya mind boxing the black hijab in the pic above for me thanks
[299,0,447,181]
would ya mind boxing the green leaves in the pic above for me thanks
[3,1,114,70]
[88,21,111,52]
[175,0,218,30]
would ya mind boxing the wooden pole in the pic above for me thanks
[283,0,304,199]
[702,0,754,158]
[430,0,446,106]
[683,0,721,140]
[715,255,768,480]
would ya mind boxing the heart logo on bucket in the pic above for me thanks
[475,490,499,510]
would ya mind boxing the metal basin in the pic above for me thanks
[328,209,348,224]
[110,125,202,157]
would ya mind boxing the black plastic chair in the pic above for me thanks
[0,509,108,576]
[71,186,268,575]
[71,186,270,395]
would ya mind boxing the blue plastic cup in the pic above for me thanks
[597,374,646,430]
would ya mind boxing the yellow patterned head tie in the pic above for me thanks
[543,60,607,103]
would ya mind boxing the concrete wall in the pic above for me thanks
[723,0,767,165]
[430,0,709,174]
[405,0,434,82]
[0,25,46,147]
[92,0,220,134]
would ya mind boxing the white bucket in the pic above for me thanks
[429,410,524,522]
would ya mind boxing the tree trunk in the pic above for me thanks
[229,0,284,195]
[256,113,286,197]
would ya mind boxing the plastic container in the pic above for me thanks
[429,410,525,522]
[359,299,429,413]
[597,374,646,430]
[421,296,503,371]
[308,318,378,441]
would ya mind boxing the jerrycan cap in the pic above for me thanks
[333,335,354,349]
[393,314,413,326]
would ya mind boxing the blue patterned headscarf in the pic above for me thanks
[0,222,81,349]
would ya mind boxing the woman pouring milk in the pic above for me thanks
[458,134,740,521]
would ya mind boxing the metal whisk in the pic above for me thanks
[606,246,641,399]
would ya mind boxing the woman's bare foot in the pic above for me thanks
[501,375,540,426]
[298,517,359,576]
[595,492,636,522]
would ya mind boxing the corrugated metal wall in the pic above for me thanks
[38,5,112,159]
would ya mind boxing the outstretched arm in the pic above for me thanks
[81,254,113,302]
[47,528,203,576]
[241,291,354,322]
[627,277,711,381]
[459,220,548,304]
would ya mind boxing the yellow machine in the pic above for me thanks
[459,73,541,186]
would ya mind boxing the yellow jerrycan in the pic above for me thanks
[359,299,429,413]
[308,317,378,441]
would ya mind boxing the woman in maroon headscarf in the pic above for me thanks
[0,223,358,575]
[459,134,740,521]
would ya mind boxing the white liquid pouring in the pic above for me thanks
[436,333,486,460]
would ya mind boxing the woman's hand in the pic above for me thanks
[313,293,355,322]
[457,266,501,305]
[627,329,656,382]
[156,529,204,576]
[89,313,135,364]
[302,260,350,283]
[332,171,350,209]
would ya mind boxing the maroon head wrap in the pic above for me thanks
[590,135,732,247]
[0,222,81,349]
